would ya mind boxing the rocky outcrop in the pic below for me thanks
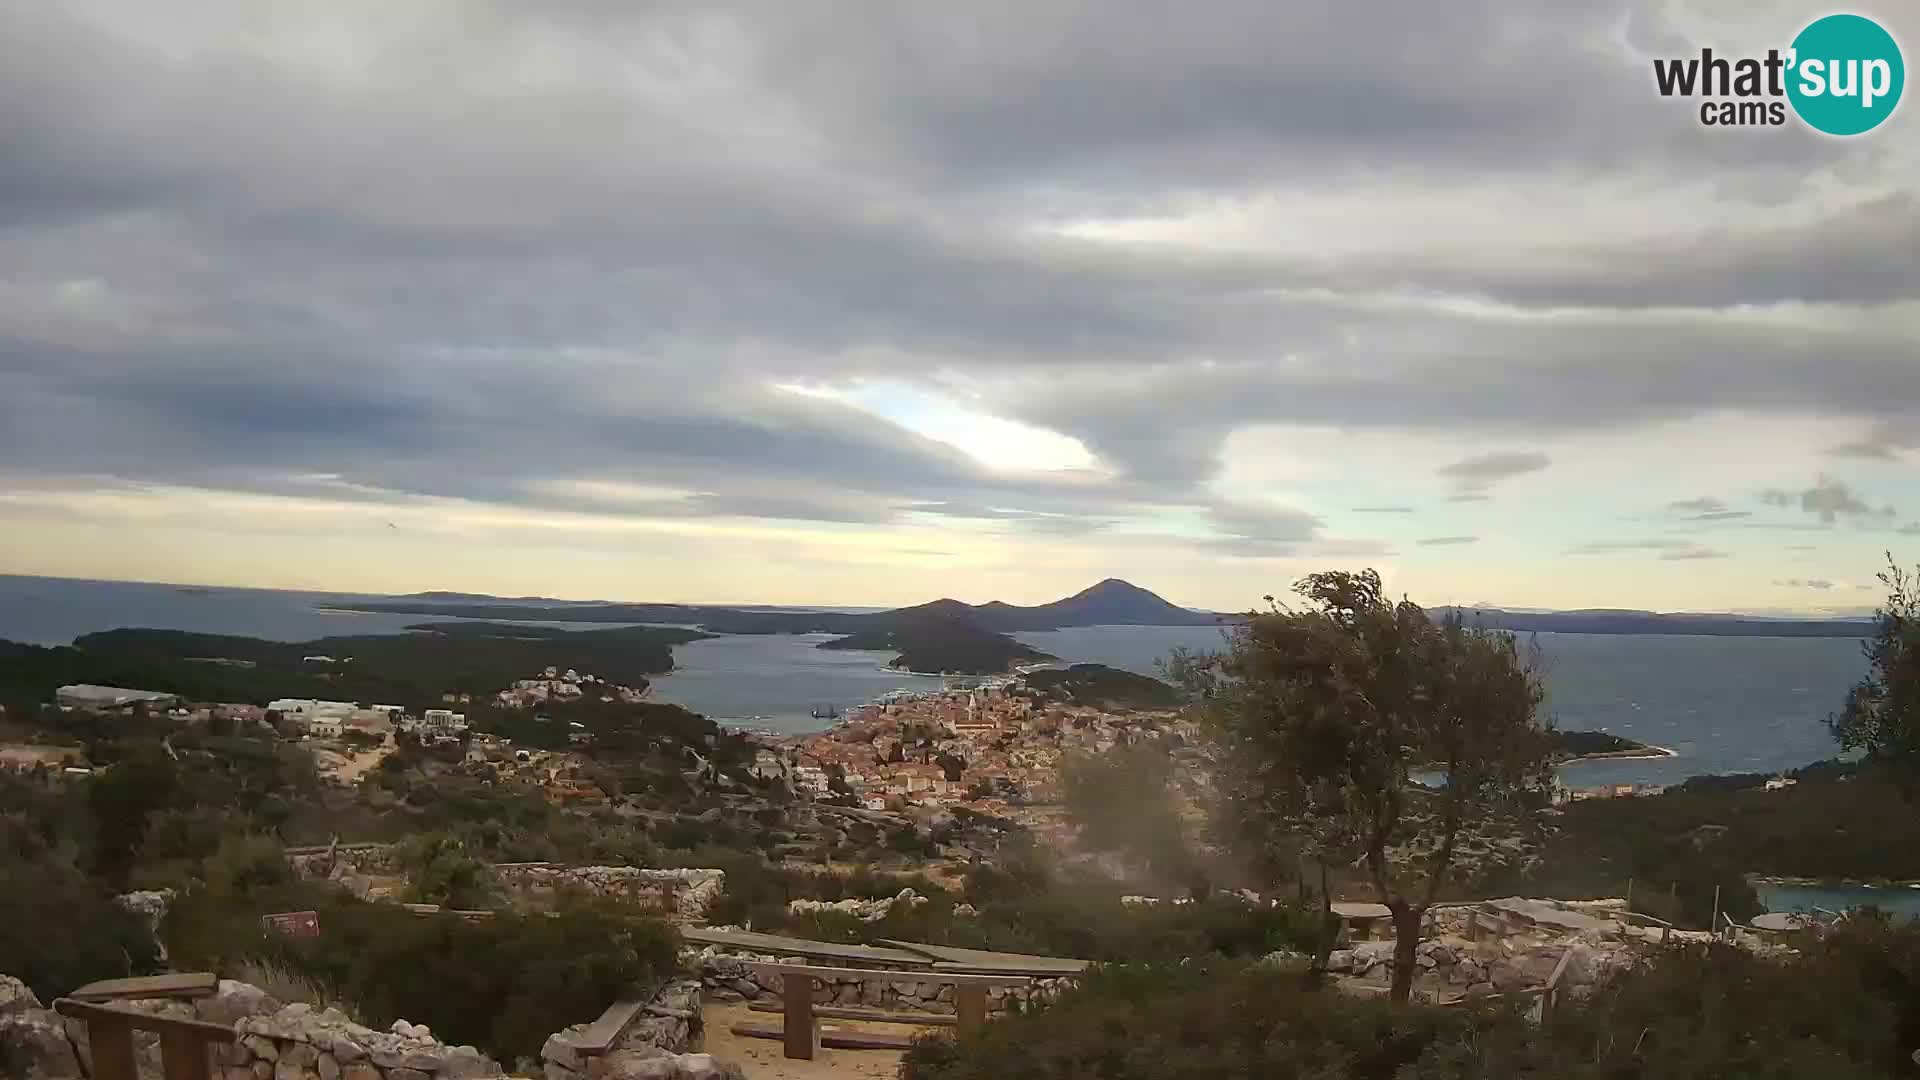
[1323,898,1686,1003]
[787,888,928,922]
[688,947,1072,1015]
[0,977,84,1080]
[115,890,176,961]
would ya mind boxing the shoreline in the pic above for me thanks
[1751,875,1920,890]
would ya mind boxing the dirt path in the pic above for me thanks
[701,1001,927,1080]
[328,741,395,785]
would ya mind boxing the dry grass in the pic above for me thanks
[232,958,364,1021]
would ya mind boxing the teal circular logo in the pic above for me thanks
[1787,14,1904,135]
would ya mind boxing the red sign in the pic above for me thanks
[262,910,321,938]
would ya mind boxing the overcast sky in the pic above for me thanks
[1,1,1916,613]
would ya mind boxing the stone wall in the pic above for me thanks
[64,981,501,1080]
[285,846,724,925]
[689,947,1073,1015]
[0,976,503,1080]
[493,865,724,924]
[286,843,407,879]
[786,888,927,923]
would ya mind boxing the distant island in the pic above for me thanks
[301,580,1882,678]
[0,622,709,710]
[333,578,1228,676]
[818,613,1055,674]
[1548,729,1675,763]
[1438,607,1872,639]
[337,581,1875,641]
[332,577,1227,633]
[1023,663,1183,708]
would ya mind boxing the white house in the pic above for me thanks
[268,698,357,718]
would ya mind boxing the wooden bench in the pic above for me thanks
[747,1001,958,1026]
[736,963,1029,1060]
[54,998,234,1080]
[70,972,219,1002]
[548,979,668,1072]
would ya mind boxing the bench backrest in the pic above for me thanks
[54,998,234,1080]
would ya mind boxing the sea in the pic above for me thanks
[0,574,1894,912]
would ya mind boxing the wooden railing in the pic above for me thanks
[53,998,234,1080]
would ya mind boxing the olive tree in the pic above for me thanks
[1830,555,1920,797]
[1191,570,1551,1003]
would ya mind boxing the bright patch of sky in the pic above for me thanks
[776,381,1100,473]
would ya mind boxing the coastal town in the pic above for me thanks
[19,663,1682,826]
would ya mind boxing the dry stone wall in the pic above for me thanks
[689,946,1073,1015]
[0,977,503,1080]
[492,865,724,923]
[285,846,723,924]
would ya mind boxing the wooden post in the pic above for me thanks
[85,1012,139,1080]
[160,1025,211,1080]
[782,973,816,1061]
[955,984,988,1033]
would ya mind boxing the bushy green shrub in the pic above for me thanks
[167,882,678,1062]
[907,922,1920,1080]
[903,962,1549,1080]
[0,847,160,1001]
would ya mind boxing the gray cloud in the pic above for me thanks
[1759,476,1897,525]
[1351,506,1415,514]
[1203,502,1324,557]
[1417,536,1480,546]
[1438,452,1551,492]
[1568,539,1729,561]
[1665,496,1751,523]
[1776,578,1835,590]
[0,0,1913,564]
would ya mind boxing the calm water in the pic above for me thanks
[0,576,1869,783]
[646,632,932,727]
[1756,883,1920,918]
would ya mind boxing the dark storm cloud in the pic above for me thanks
[0,0,1914,545]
